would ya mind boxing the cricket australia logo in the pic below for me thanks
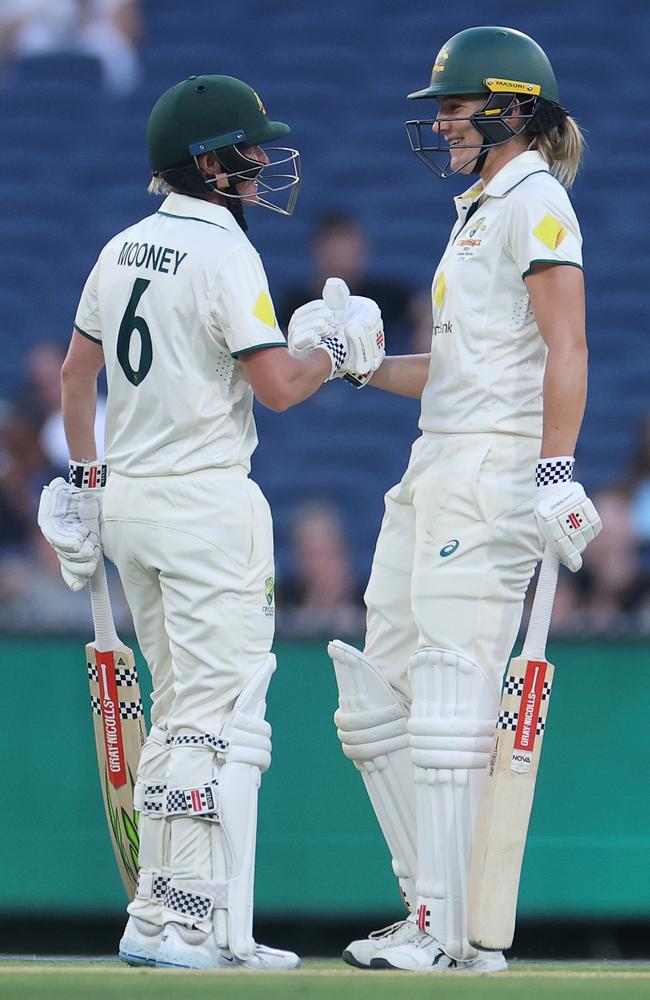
[263,576,275,617]
[457,216,487,261]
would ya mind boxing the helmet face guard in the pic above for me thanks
[405,89,539,180]
[190,140,301,216]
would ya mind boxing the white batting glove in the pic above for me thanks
[287,293,385,387]
[37,461,107,591]
[287,299,335,357]
[534,457,602,572]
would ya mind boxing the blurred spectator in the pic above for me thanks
[622,413,650,572]
[278,213,416,353]
[521,487,650,637]
[21,341,66,428]
[0,400,46,553]
[0,525,132,633]
[578,487,650,630]
[16,341,106,475]
[278,502,365,637]
[534,487,650,637]
[0,0,142,96]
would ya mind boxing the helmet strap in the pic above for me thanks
[468,92,537,174]
[192,148,257,231]
[471,148,490,174]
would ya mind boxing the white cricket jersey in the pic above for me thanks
[74,193,286,476]
[420,150,583,439]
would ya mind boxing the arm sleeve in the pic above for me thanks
[505,181,583,279]
[74,259,102,344]
[211,244,287,358]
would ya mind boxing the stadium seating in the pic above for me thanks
[1,1,647,580]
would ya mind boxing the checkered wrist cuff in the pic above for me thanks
[535,456,574,488]
[69,460,108,489]
[321,335,348,373]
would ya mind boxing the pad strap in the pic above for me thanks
[170,733,230,753]
[136,870,169,903]
[165,780,220,819]
[163,879,228,924]
[134,782,166,815]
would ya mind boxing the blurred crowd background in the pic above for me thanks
[1,0,649,640]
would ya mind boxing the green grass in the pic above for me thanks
[1,960,650,1000]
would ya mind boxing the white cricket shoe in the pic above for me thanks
[370,927,507,972]
[118,915,162,967]
[156,922,300,970]
[343,917,422,968]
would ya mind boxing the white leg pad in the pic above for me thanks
[163,656,275,962]
[216,659,274,960]
[329,639,417,910]
[128,725,170,925]
[408,647,499,961]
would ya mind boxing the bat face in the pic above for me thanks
[86,641,146,898]
[468,651,555,951]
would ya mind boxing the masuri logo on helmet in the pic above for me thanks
[405,26,568,180]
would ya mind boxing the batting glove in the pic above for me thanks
[37,460,107,591]
[287,296,385,386]
[534,457,602,572]
[287,299,336,356]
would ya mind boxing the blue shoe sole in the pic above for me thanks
[119,951,158,968]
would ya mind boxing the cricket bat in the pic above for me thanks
[467,548,560,950]
[79,496,147,899]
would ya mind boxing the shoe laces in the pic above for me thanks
[368,919,414,943]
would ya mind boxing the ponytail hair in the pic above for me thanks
[528,114,586,189]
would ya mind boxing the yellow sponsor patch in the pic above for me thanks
[252,290,276,328]
[484,78,541,95]
[433,272,447,308]
[532,213,568,251]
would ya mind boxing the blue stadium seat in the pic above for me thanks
[0,1,647,575]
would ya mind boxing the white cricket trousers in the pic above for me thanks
[101,466,275,735]
[364,433,542,698]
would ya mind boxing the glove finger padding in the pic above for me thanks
[534,483,602,573]
[288,299,335,356]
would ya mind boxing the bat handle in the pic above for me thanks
[521,548,560,661]
[78,495,120,652]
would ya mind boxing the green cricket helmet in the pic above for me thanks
[147,75,300,215]
[405,27,568,179]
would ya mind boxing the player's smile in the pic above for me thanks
[435,95,486,174]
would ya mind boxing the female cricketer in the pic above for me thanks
[321,26,602,972]
[37,73,383,970]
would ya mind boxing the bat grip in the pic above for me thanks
[521,548,560,661]
[78,495,120,652]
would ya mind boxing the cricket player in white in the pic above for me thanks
[290,27,602,972]
[37,74,384,970]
